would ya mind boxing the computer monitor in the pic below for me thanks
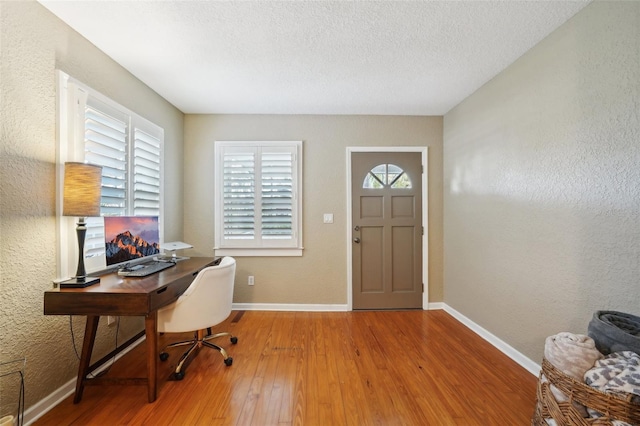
[104,216,160,267]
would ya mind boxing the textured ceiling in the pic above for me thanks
[40,1,590,115]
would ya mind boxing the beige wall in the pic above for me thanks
[0,1,184,414]
[183,115,443,305]
[443,1,640,364]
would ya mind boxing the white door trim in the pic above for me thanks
[346,147,429,311]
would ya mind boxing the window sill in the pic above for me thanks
[213,248,304,257]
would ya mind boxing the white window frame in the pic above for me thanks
[214,141,303,257]
[55,71,165,279]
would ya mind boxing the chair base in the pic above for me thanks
[159,330,238,380]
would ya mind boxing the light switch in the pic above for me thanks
[323,213,334,224]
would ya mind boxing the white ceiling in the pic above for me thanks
[40,1,590,116]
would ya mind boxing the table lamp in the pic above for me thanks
[59,162,102,288]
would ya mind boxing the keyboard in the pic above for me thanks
[118,261,175,277]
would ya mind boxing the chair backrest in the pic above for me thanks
[157,256,236,333]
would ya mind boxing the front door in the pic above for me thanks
[351,152,423,309]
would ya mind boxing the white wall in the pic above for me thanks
[443,1,640,363]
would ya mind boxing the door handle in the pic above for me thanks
[353,237,361,244]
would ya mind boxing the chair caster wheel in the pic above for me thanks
[224,357,233,366]
[230,336,238,344]
[174,371,185,380]
[159,352,169,361]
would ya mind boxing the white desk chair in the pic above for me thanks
[157,256,237,380]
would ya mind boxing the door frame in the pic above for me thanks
[346,146,429,311]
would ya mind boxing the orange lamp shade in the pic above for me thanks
[62,162,102,217]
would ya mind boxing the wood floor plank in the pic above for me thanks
[320,314,348,426]
[253,312,296,426]
[290,312,310,426]
[33,310,538,426]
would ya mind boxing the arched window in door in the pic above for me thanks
[362,163,412,189]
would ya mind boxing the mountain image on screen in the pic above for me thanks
[106,230,160,264]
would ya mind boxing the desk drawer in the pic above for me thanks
[149,273,195,311]
[44,292,149,316]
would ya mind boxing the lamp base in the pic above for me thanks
[59,276,100,288]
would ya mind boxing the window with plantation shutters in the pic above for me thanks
[56,71,164,277]
[80,93,164,260]
[215,141,303,256]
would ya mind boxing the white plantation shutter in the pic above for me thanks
[215,141,302,256]
[223,150,255,239]
[133,129,162,216]
[84,98,128,217]
[261,149,293,239]
[83,98,127,259]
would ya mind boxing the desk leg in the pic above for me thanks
[73,315,99,404]
[145,311,158,403]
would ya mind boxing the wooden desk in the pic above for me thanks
[44,257,217,403]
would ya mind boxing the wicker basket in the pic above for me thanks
[532,358,640,425]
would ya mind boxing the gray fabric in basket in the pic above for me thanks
[588,310,640,355]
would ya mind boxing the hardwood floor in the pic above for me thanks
[34,310,538,425]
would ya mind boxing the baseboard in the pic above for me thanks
[232,303,349,312]
[427,302,445,310]
[24,334,146,425]
[234,302,444,312]
[441,304,541,376]
[23,376,76,425]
